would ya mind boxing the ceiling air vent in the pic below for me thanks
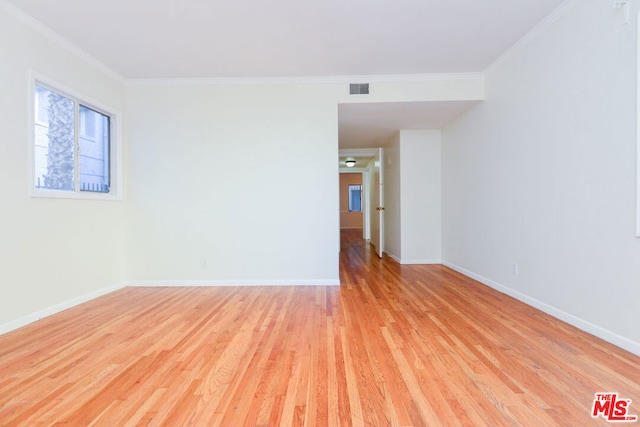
[349,83,369,95]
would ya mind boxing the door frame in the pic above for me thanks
[338,148,380,243]
[371,147,384,257]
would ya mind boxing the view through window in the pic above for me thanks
[348,184,362,212]
[34,84,111,194]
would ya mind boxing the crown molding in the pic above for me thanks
[0,0,125,84]
[484,0,579,76]
[125,72,485,87]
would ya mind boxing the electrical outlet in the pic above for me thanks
[511,263,519,276]
[201,258,207,269]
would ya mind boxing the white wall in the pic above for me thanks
[124,83,341,284]
[0,0,485,328]
[442,0,640,353]
[399,130,441,263]
[0,6,127,328]
[384,130,442,263]
[123,78,482,285]
[7,0,636,357]
[339,77,484,104]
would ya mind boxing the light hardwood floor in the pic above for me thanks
[1,229,639,426]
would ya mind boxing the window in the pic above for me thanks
[32,77,119,199]
[348,184,362,212]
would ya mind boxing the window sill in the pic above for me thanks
[29,188,122,201]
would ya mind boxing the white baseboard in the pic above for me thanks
[385,252,401,263]
[400,258,441,265]
[442,261,640,357]
[125,279,341,287]
[0,282,126,336]
[386,252,441,265]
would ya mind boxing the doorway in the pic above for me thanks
[339,173,363,231]
[338,148,384,257]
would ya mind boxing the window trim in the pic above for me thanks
[28,70,122,201]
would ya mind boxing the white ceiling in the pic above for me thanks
[338,100,480,148]
[4,0,566,149]
[5,0,565,79]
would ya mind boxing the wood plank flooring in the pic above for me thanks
[1,229,639,425]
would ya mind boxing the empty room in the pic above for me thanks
[1,0,640,425]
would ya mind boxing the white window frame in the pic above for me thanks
[28,71,122,200]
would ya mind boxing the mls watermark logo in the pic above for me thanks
[592,393,638,422]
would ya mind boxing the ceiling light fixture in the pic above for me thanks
[345,159,356,168]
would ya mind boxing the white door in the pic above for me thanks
[370,148,384,257]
